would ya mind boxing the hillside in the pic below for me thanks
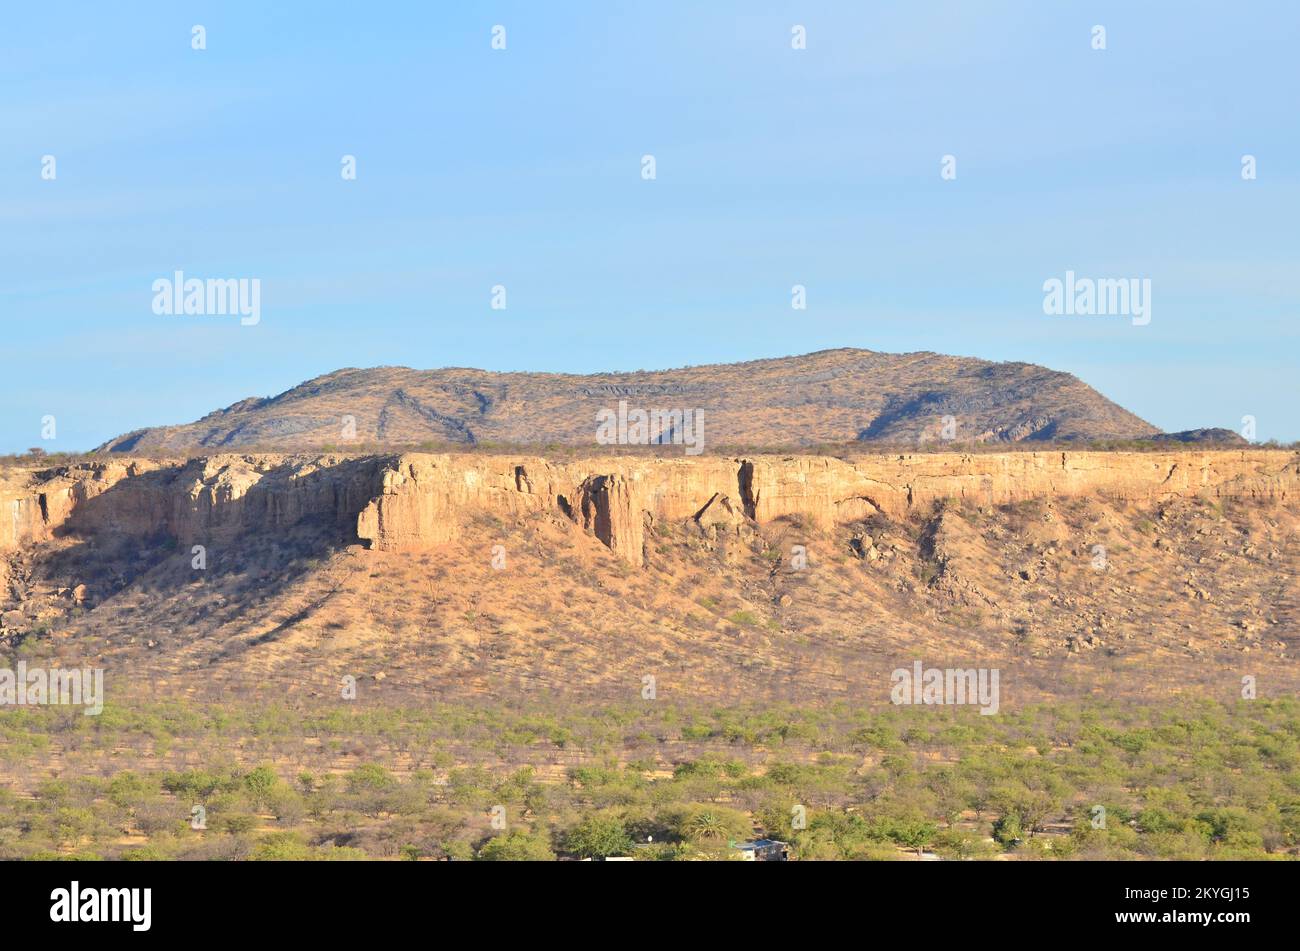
[97,348,1163,453]
[4,448,1297,862]
[3,449,1296,705]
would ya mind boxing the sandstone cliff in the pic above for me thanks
[3,448,1298,706]
[5,450,1296,567]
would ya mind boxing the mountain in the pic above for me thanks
[4,446,1297,865]
[1152,427,1249,445]
[4,449,1297,704]
[97,348,1161,453]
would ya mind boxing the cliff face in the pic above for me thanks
[4,450,1296,566]
[3,449,1298,706]
[357,451,1297,563]
[1,456,386,551]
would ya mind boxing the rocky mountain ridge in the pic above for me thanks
[96,348,1174,453]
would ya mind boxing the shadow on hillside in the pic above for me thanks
[28,458,388,633]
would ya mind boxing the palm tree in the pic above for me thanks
[684,811,727,842]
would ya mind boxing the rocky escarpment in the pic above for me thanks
[357,450,1298,564]
[1,456,387,551]
[4,450,1296,567]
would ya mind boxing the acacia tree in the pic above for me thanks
[564,815,634,858]
[890,817,938,856]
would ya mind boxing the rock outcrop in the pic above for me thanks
[1,456,386,550]
[4,450,1295,567]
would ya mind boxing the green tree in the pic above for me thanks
[244,766,280,808]
[345,763,396,793]
[477,830,556,862]
[889,817,938,856]
[932,829,996,860]
[992,812,1022,848]
[564,815,634,858]
[253,831,310,861]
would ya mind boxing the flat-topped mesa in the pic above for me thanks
[355,455,748,562]
[354,450,1298,564]
[741,450,1298,525]
[3,450,1296,566]
[0,455,389,551]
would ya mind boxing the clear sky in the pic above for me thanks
[2,1,1296,452]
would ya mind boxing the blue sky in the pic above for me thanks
[2,1,1297,452]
